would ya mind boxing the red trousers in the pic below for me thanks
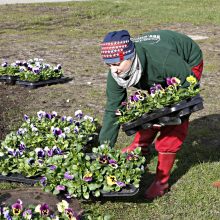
[143,60,203,153]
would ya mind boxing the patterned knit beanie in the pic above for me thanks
[101,30,135,64]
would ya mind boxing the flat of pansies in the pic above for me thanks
[0,58,63,82]
[0,110,99,178]
[116,76,200,124]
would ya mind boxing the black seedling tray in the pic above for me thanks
[122,94,204,136]
[0,174,40,185]
[100,184,139,197]
[15,77,72,89]
[0,75,18,85]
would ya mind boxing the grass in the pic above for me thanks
[0,0,220,219]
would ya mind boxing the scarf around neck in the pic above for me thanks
[111,53,142,88]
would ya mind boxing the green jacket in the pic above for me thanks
[99,30,203,147]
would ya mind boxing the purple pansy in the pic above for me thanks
[22,209,32,220]
[1,62,8,67]
[83,172,93,182]
[52,127,63,136]
[49,165,57,171]
[35,148,45,158]
[52,146,62,155]
[99,155,108,164]
[66,116,73,124]
[56,185,66,191]
[23,114,29,121]
[116,181,126,187]
[33,67,40,74]
[28,158,35,166]
[11,200,23,216]
[64,172,74,180]
[74,110,83,119]
[74,126,79,134]
[40,204,50,216]
[109,159,118,168]
[40,177,47,186]
[37,110,46,119]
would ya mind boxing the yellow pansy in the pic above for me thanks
[186,75,197,84]
[107,176,117,186]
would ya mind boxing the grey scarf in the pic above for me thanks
[111,54,142,88]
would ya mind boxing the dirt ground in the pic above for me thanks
[1,22,220,143]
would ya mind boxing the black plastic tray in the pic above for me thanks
[15,77,72,89]
[100,184,139,197]
[0,75,18,85]
[122,94,204,136]
[0,174,40,185]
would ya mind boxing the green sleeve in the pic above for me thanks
[164,51,192,88]
[98,71,127,147]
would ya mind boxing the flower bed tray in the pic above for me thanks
[15,77,72,89]
[0,75,18,85]
[0,174,40,185]
[122,94,204,136]
[100,184,139,197]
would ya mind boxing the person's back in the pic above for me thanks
[132,30,202,68]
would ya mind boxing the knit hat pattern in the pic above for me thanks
[101,30,135,64]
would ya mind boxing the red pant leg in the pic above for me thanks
[155,119,189,153]
[192,60,203,81]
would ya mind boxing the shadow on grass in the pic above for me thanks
[86,114,220,204]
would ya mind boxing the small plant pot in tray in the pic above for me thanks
[0,173,40,185]
[16,77,72,89]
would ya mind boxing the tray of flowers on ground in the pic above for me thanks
[116,76,204,136]
[0,111,145,199]
[0,58,72,88]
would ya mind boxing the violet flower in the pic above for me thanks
[11,200,23,216]
[64,172,74,180]
[33,67,40,74]
[83,115,94,122]
[74,110,83,119]
[45,113,52,119]
[67,116,73,124]
[49,165,57,171]
[52,146,62,155]
[40,176,47,186]
[99,155,108,164]
[22,209,32,220]
[52,127,63,136]
[1,62,8,67]
[65,208,79,220]
[57,64,62,70]
[61,116,67,121]
[37,110,46,119]
[109,159,118,168]
[116,181,126,187]
[35,204,50,216]
[28,158,35,166]
[35,148,45,158]
[74,126,79,134]
[23,114,29,121]
[56,185,66,191]
[19,142,26,151]
[83,172,93,182]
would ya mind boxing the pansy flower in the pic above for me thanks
[116,181,126,187]
[35,148,45,158]
[11,199,23,216]
[35,203,50,216]
[64,172,74,180]
[1,61,8,67]
[186,75,197,85]
[83,172,93,182]
[22,209,32,220]
[56,185,66,191]
[28,158,35,166]
[73,126,79,134]
[37,110,46,119]
[74,110,83,119]
[40,176,47,186]
[67,116,73,124]
[108,159,118,168]
[57,200,69,213]
[23,114,29,121]
[52,146,62,155]
[65,208,79,220]
[83,115,94,122]
[49,165,57,171]
[107,176,117,186]
[52,111,58,117]
[99,155,108,164]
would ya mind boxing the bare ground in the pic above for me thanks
[1,22,220,147]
